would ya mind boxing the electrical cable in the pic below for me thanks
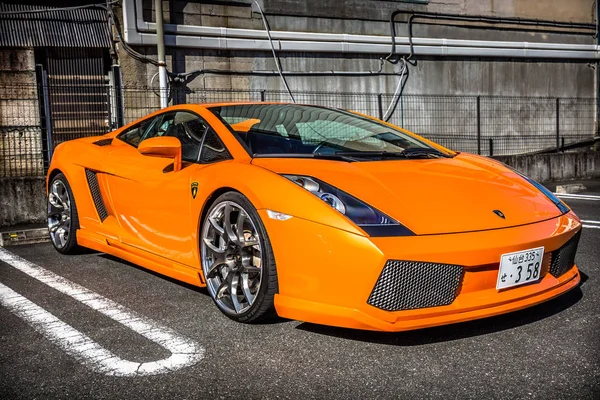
[107,4,160,67]
[253,0,295,103]
[385,10,595,64]
[382,58,408,122]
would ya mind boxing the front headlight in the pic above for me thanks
[283,175,414,237]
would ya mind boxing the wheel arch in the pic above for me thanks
[47,168,64,191]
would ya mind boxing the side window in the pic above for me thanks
[118,117,156,147]
[163,112,208,162]
[200,129,231,163]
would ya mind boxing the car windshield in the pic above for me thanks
[208,104,444,159]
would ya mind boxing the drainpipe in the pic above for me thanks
[597,0,600,140]
[155,0,168,108]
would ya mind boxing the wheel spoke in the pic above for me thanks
[223,204,239,244]
[208,216,225,236]
[236,211,247,243]
[230,274,241,312]
[241,273,255,304]
[216,280,229,299]
[203,237,225,254]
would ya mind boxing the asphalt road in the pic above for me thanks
[1,184,599,399]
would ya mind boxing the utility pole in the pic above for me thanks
[155,0,168,108]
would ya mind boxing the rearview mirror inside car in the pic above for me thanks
[138,136,182,172]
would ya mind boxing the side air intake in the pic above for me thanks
[93,138,113,146]
[85,169,108,221]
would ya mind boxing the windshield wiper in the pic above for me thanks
[398,148,452,158]
[333,148,452,160]
[253,153,355,162]
[333,151,407,159]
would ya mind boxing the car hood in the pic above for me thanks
[251,153,563,235]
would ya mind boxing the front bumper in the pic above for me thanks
[260,209,582,332]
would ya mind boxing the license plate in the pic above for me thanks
[496,247,544,290]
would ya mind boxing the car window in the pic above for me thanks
[200,128,231,163]
[118,117,156,147]
[160,111,209,162]
[119,111,231,164]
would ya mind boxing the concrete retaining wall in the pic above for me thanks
[0,177,46,226]
[495,152,600,183]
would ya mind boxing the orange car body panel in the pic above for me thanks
[47,103,581,331]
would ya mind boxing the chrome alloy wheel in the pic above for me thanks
[47,179,72,249]
[201,201,264,315]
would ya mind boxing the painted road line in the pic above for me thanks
[0,248,204,376]
[582,220,600,230]
[555,193,600,201]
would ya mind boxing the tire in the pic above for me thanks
[47,173,82,254]
[200,191,278,323]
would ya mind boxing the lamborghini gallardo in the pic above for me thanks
[46,103,581,331]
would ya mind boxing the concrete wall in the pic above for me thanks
[0,177,46,226]
[123,0,596,98]
[496,151,600,182]
[0,48,44,178]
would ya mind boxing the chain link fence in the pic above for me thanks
[1,83,597,178]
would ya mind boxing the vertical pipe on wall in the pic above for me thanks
[556,98,560,151]
[596,0,600,139]
[476,96,481,155]
[155,0,168,108]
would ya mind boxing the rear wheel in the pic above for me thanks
[200,192,278,322]
[47,173,81,254]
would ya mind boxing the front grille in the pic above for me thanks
[549,230,581,278]
[367,260,464,311]
[85,169,108,221]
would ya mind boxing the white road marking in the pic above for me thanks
[583,225,600,229]
[555,193,600,201]
[0,248,204,376]
[580,220,600,230]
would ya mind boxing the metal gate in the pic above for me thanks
[44,48,112,148]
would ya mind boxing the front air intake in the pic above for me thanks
[367,260,464,311]
[549,230,581,278]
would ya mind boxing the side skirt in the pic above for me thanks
[77,229,207,288]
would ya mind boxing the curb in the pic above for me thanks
[0,228,49,247]
[555,184,587,194]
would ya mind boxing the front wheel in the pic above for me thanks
[200,192,278,323]
[47,173,82,254]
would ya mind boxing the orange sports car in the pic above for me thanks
[46,103,582,331]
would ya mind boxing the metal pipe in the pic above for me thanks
[122,0,600,60]
[154,0,168,108]
[597,0,600,138]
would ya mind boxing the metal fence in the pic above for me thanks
[1,83,597,178]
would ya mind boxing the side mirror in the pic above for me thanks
[138,136,182,172]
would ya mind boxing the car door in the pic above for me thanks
[106,110,212,267]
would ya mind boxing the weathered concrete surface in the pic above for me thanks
[496,151,600,182]
[0,177,46,227]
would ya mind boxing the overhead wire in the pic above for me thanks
[253,0,295,103]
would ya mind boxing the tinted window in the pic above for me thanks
[200,129,231,163]
[118,117,156,147]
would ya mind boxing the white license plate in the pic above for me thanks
[496,247,544,290]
